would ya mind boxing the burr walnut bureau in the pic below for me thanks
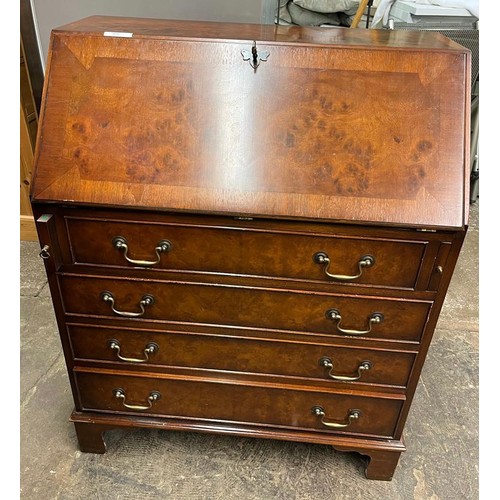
[31,16,471,480]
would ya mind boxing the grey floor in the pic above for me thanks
[20,203,479,500]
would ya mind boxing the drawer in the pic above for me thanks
[59,275,431,342]
[65,216,427,289]
[75,370,404,438]
[69,324,416,387]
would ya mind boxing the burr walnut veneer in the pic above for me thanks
[31,16,470,480]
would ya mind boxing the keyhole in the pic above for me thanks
[252,42,258,67]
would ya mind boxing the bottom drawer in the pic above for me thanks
[75,370,404,438]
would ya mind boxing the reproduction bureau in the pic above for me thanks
[31,16,470,480]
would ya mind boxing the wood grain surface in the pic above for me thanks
[29,17,471,481]
[58,273,431,342]
[68,323,416,388]
[64,214,427,289]
[74,369,404,438]
[31,17,470,228]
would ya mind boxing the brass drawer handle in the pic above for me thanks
[108,339,159,363]
[100,291,155,317]
[312,406,361,429]
[326,309,384,336]
[113,388,161,411]
[319,357,372,381]
[313,252,375,281]
[112,236,172,267]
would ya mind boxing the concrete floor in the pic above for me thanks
[20,203,479,499]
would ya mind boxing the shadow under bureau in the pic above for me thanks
[31,16,470,480]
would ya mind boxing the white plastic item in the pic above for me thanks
[416,1,478,17]
[371,0,396,27]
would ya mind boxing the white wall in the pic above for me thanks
[32,0,277,66]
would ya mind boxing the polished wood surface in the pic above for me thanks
[53,16,468,51]
[70,409,406,463]
[31,17,470,481]
[32,17,470,228]
[51,205,455,295]
[75,369,404,438]
[59,274,431,342]
[68,324,416,388]
[65,214,427,289]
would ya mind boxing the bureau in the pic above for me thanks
[31,16,470,480]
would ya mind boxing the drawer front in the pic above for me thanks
[65,217,426,289]
[69,325,416,387]
[75,371,404,438]
[59,275,431,342]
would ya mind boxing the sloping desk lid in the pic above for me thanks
[31,16,470,229]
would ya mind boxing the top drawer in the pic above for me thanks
[65,216,427,289]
